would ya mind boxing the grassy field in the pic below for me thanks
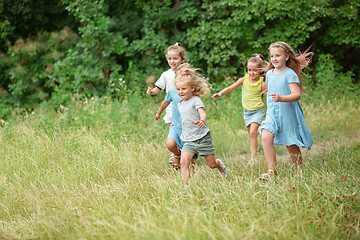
[0,93,359,239]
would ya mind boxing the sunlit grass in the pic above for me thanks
[0,94,359,239]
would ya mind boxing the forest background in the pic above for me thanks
[0,0,359,118]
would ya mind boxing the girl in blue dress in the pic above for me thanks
[259,42,313,180]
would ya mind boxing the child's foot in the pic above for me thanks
[259,169,277,181]
[218,159,229,178]
[169,154,175,164]
[172,155,181,171]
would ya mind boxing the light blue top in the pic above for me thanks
[178,96,210,142]
[165,88,183,138]
[260,68,313,149]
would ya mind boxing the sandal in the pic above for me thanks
[172,155,181,171]
[169,154,175,164]
[259,169,277,181]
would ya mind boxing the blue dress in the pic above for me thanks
[165,88,184,148]
[260,68,313,149]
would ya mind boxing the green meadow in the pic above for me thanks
[0,93,359,239]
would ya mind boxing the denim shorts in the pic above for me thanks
[182,131,215,156]
[243,107,265,127]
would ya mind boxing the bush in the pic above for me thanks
[310,54,359,99]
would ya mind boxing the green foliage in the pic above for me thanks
[0,2,10,39]
[0,0,360,114]
[2,28,78,112]
[48,0,128,108]
[2,0,78,43]
[309,54,359,99]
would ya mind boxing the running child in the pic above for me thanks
[147,43,187,127]
[154,63,192,170]
[212,54,267,163]
[175,66,229,184]
[259,41,314,180]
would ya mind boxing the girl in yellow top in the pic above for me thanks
[212,54,267,162]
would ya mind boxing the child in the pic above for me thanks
[175,66,229,184]
[212,54,267,162]
[147,43,188,127]
[154,63,192,170]
[259,41,314,180]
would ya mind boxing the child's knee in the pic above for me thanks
[180,155,192,166]
[261,130,273,143]
[249,130,258,138]
[206,156,218,169]
[166,139,177,149]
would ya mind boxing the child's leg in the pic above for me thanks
[286,145,302,169]
[166,138,181,156]
[203,154,220,169]
[167,138,181,167]
[180,152,195,184]
[261,129,276,170]
[247,122,260,158]
[204,155,228,177]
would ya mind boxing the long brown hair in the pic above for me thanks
[267,42,313,93]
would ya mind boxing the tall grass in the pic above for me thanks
[0,94,359,239]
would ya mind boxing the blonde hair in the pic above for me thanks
[175,66,210,98]
[166,42,188,62]
[175,62,192,77]
[267,41,313,93]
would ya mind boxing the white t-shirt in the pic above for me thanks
[155,68,175,93]
[155,68,175,123]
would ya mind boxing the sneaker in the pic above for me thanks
[259,169,277,181]
[218,159,229,178]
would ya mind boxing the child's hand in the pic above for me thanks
[147,87,153,95]
[269,93,281,102]
[261,83,268,94]
[211,93,221,99]
[155,113,160,121]
[195,119,205,128]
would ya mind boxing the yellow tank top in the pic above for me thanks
[242,74,264,111]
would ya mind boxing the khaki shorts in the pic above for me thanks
[182,131,215,156]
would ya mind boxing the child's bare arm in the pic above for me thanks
[261,82,268,94]
[147,87,161,95]
[194,107,207,128]
[270,83,300,102]
[155,99,170,120]
[212,77,245,99]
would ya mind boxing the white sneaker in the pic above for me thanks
[218,159,229,178]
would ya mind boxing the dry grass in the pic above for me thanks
[0,95,359,239]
